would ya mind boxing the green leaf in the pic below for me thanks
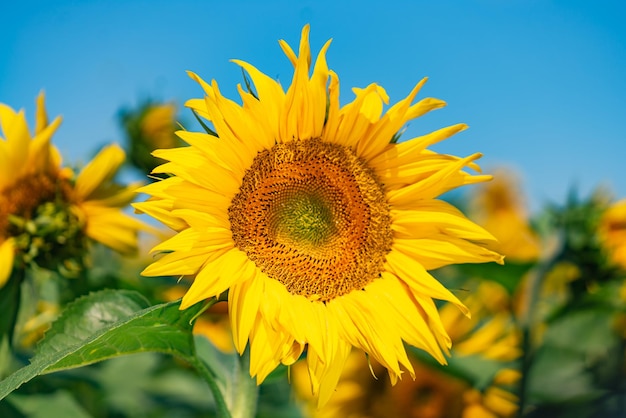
[194,335,258,418]
[543,308,619,358]
[7,390,91,418]
[94,352,215,416]
[526,346,602,404]
[0,289,202,400]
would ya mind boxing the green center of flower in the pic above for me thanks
[272,191,336,249]
[0,174,88,277]
[229,138,392,302]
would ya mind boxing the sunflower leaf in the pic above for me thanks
[6,390,91,418]
[0,289,202,400]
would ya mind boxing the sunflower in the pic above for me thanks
[121,100,182,174]
[470,169,540,262]
[599,198,626,270]
[0,93,147,286]
[136,25,503,405]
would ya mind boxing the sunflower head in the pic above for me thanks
[0,94,149,285]
[0,94,84,281]
[228,137,393,302]
[137,25,503,406]
[120,100,182,174]
[470,168,540,262]
[599,198,626,270]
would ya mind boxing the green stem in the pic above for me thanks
[188,295,231,418]
[188,354,232,418]
[187,297,232,417]
[234,346,258,418]
[516,235,564,417]
[187,295,257,418]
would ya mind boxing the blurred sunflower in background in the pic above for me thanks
[136,24,503,406]
[0,93,147,285]
[120,100,183,175]
[599,198,626,270]
[470,169,541,263]
[0,93,64,287]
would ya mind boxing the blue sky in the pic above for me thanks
[1,0,625,212]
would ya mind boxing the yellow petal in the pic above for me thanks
[74,144,125,200]
[391,199,498,243]
[34,92,49,134]
[79,204,144,254]
[0,105,30,180]
[181,249,253,308]
[0,238,15,289]
[385,249,469,315]
[229,272,264,353]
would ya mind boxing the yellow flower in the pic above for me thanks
[599,198,626,269]
[0,93,147,286]
[471,169,540,262]
[139,103,179,150]
[0,94,62,287]
[122,101,182,174]
[136,25,503,406]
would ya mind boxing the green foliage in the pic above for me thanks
[516,190,626,417]
[0,290,202,399]
[8,390,91,418]
[0,288,265,418]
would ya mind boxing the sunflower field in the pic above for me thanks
[1,21,625,418]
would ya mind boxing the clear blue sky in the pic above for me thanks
[1,0,625,212]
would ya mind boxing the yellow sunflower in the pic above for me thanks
[599,198,626,270]
[121,100,182,174]
[470,169,540,262]
[136,25,503,405]
[0,93,147,287]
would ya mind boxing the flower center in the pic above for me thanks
[229,138,392,302]
[0,173,87,276]
[0,174,68,236]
